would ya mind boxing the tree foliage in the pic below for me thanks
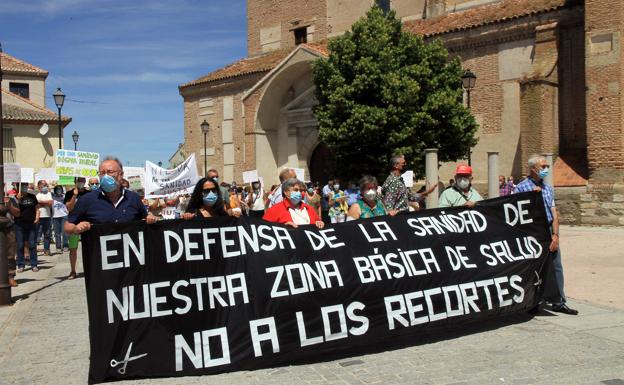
[312,6,478,181]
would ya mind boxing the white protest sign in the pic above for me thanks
[144,154,199,198]
[293,167,305,182]
[242,170,259,184]
[55,149,100,178]
[3,163,21,183]
[36,168,59,183]
[402,170,414,188]
[124,167,145,191]
[20,168,34,183]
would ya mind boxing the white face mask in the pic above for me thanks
[456,177,470,190]
[364,189,377,201]
[333,184,340,191]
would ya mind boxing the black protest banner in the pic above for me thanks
[81,191,551,383]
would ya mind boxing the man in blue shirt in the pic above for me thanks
[514,155,578,315]
[65,157,157,235]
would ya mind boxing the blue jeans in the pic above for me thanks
[37,217,53,252]
[15,223,37,268]
[52,217,69,249]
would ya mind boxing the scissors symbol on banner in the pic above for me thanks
[110,342,148,375]
[533,271,542,286]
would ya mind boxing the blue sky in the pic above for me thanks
[0,0,247,167]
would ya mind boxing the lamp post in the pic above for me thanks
[201,120,210,177]
[461,69,477,166]
[0,41,11,306]
[72,130,79,151]
[53,88,65,149]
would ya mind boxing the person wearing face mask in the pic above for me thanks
[263,178,324,229]
[268,168,297,208]
[14,184,40,272]
[51,185,69,253]
[65,157,157,235]
[63,177,90,279]
[88,177,100,191]
[382,155,424,215]
[247,181,266,218]
[347,175,387,220]
[513,155,578,315]
[35,180,54,256]
[207,169,230,208]
[438,165,483,208]
[182,177,228,219]
[303,182,321,219]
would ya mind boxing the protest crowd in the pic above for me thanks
[2,153,577,315]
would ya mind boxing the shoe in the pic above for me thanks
[16,267,24,273]
[8,278,18,287]
[32,267,39,273]
[67,271,76,280]
[552,304,578,315]
[62,247,69,252]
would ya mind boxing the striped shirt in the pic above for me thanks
[513,177,555,223]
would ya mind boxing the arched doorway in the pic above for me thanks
[309,143,332,184]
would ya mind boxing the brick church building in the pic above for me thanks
[179,0,624,225]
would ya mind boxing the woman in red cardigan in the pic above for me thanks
[263,178,325,229]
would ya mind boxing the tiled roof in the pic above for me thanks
[0,52,49,76]
[179,49,291,89]
[404,0,570,37]
[1,89,71,123]
[179,42,329,90]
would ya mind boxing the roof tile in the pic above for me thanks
[0,52,49,76]
[1,89,71,123]
[404,0,570,37]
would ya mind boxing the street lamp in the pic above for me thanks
[461,69,477,166]
[200,120,210,177]
[72,130,79,151]
[53,88,65,149]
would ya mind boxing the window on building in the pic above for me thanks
[376,0,390,13]
[294,27,307,45]
[9,83,29,99]
[3,127,16,163]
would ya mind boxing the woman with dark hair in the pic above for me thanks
[182,177,228,219]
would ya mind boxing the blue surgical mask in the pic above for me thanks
[289,191,302,205]
[538,167,549,179]
[100,175,118,193]
[202,191,218,206]
[41,187,49,194]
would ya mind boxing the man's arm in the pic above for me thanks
[550,207,559,252]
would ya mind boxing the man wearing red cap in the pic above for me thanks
[439,164,482,208]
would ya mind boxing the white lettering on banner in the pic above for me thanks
[304,228,346,250]
[353,247,440,284]
[249,317,279,357]
[384,275,526,330]
[445,246,477,271]
[480,236,542,266]
[407,210,488,236]
[105,273,249,323]
[296,302,370,348]
[100,233,145,270]
[163,225,296,263]
[357,221,397,243]
[266,261,344,298]
[174,328,230,371]
[504,200,534,226]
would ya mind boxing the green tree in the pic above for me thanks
[312,6,478,181]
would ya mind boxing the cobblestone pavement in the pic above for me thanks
[0,227,623,385]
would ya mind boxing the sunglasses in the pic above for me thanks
[202,188,218,195]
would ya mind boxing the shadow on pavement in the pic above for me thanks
[11,277,68,302]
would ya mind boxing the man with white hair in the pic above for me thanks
[514,155,578,315]
[268,168,297,208]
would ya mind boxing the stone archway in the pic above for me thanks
[309,143,332,184]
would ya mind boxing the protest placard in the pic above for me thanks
[55,149,100,178]
[401,170,414,188]
[293,167,305,182]
[20,168,34,183]
[144,154,198,198]
[242,170,259,184]
[3,163,21,183]
[82,192,550,383]
[35,168,59,183]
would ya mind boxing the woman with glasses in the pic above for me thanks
[182,177,228,219]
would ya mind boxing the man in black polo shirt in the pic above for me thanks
[65,157,157,236]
